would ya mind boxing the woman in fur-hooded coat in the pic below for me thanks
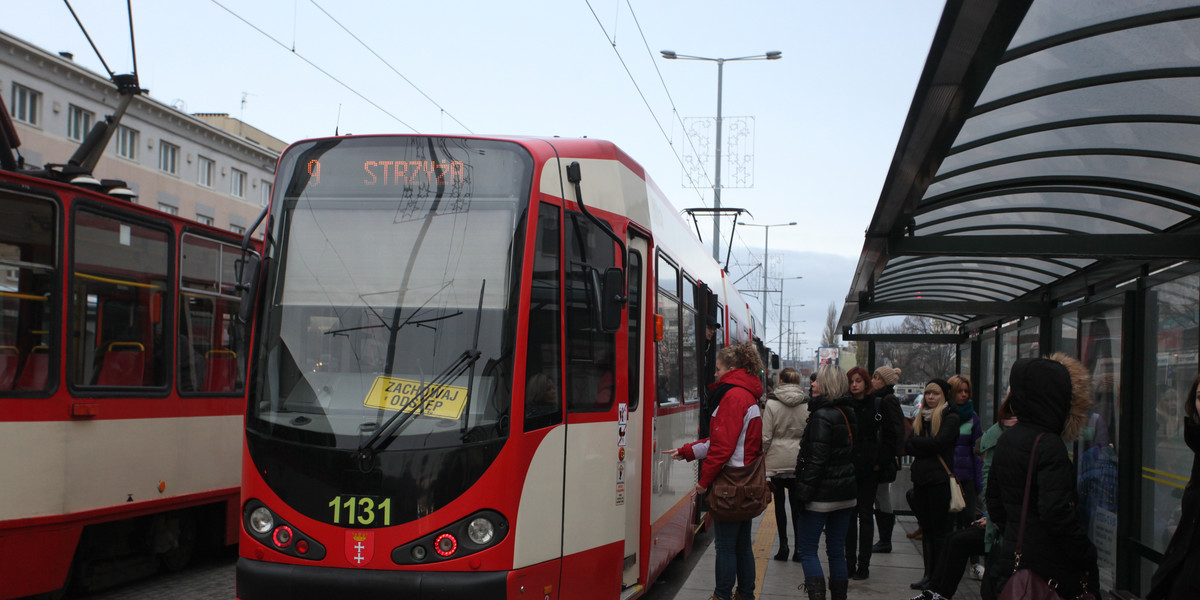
[986,353,1099,599]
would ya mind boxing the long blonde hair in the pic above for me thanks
[913,381,946,436]
[815,363,848,399]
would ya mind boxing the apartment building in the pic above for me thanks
[1,29,284,235]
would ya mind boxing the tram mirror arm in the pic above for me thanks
[235,253,262,324]
[234,207,271,324]
[567,161,627,334]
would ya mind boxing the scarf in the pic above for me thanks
[955,398,975,423]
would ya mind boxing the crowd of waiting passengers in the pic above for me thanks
[665,339,1200,600]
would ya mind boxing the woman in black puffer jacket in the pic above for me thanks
[906,379,960,592]
[987,354,1099,600]
[794,364,858,600]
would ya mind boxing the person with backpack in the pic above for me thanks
[868,366,905,554]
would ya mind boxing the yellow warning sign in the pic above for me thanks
[363,376,468,420]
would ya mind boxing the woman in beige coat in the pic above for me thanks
[762,367,811,561]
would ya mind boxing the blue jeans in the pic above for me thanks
[713,518,755,600]
[796,507,854,581]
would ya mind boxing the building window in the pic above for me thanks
[198,156,215,188]
[67,104,94,141]
[230,168,246,198]
[158,203,178,216]
[259,180,272,207]
[196,215,214,226]
[10,83,41,125]
[116,125,139,159]
[158,141,179,174]
[229,224,246,235]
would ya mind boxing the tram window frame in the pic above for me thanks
[0,190,61,396]
[177,232,246,396]
[655,252,682,405]
[681,273,699,404]
[626,249,643,411]
[564,210,616,413]
[68,203,174,395]
[524,202,563,431]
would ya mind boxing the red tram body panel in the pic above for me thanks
[237,135,754,599]
[0,166,255,599]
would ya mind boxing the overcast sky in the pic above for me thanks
[5,0,945,356]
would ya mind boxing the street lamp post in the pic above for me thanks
[740,221,796,344]
[661,50,782,261]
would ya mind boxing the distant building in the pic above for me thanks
[0,29,284,235]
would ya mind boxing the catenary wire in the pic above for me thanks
[582,0,709,206]
[308,0,474,134]
[208,0,420,133]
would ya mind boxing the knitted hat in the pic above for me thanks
[926,378,952,399]
[874,366,901,387]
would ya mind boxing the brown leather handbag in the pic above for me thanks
[708,454,772,522]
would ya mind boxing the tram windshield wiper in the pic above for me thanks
[355,280,487,460]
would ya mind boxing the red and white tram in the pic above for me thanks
[0,101,253,598]
[236,135,756,599]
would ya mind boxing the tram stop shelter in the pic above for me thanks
[838,1,1200,598]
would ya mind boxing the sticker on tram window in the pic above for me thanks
[328,495,393,527]
[363,376,468,420]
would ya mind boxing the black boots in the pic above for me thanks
[872,511,895,553]
[773,543,790,561]
[852,564,869,580]
[803,577,827,600]
[828,579,848,600]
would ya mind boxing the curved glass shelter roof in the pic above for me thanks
[839,0,1200,338]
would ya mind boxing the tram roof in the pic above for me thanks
[839,0,1200,340]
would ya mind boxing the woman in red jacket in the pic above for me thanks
[666,342,765,600]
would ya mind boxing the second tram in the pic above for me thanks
[0,99,255,597]
[236,134,756,599]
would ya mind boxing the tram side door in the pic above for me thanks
[621,235,648,588]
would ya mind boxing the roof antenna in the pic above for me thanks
[335,103,342,136]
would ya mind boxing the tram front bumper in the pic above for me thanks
[237,557,508,600]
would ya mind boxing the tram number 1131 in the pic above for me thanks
[328,496,392,527]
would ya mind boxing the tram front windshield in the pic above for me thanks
[249,137,532,452]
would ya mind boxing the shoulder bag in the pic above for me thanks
[999,433,1096,600]
[708,454,772,522]
[937,454,967,513]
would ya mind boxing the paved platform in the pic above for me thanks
[670,507,986,600]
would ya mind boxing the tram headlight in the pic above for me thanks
[249,507,274,534]
[467,517,495,545]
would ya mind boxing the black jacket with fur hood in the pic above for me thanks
[986,353,1099,599]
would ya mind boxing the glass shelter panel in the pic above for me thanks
[980,332,996,430]
[1139,273,1198,560]
[1078,302,1123,593]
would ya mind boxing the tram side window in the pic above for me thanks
[0,195,57,392]
[681,276,699,403]
[626,250,642,411]
[178,234,244,394]
[525,203,562,431]
[71,210,170,389]
[656,256,681,405]
[564,211,616,412]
